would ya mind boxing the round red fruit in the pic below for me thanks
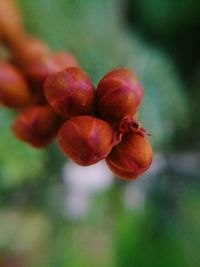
[44,67,95,118]
[106,132,153,180]
[97,68,144,122]
[58,116,114,166]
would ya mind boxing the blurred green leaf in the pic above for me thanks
[134,0,200,36]
[0,110,45,188]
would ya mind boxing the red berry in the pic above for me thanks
[24,51,79,87]
[0,0,25,45]
[24,54,79,104]
[52,52,79,69]
[0,61,32,108]
[12,106,61,148]
[12,36,50,67]
[44,67,95,118]
[58,116,114,166]
[106,132,153,180]
[24,55,62,94]
[97,68,144,122]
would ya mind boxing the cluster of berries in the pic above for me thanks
[0,0,153,180]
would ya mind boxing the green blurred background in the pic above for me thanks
[0,0,200,266]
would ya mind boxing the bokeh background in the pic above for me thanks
[0,0,200,266]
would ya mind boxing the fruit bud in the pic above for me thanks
[106,131,153,180]
[0,0,25,45]
[0,61,32,108]
[12,106,61,148]
[24,55,62,87]
[12,36,51,67]
[52,51,79,68]
[23,53,79,104]
[97,68,144,122]
[58,116,114,166]
[44,67,95,118]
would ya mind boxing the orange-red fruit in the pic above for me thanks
[0,61,31,108]
[12,106,61,148]
[24,55,64,91]
[23,53,79,104]
[97,68,144,122]
[52,52,79,69]
[106,132,153,180]
[0,0,25,45]
[24,51,79,86]
[12,36,50,67]
[44,67,95,118]
[58,116,114,166]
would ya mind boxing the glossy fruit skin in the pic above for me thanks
[97,68,144,122]
[12,106,61,148]
[24,56,62,88]
[44,67,95,118]
[23,53,79,104]
[24,51,79,86]
[0,61,31,108]
[106,132,153,180]
[58,116,114,166]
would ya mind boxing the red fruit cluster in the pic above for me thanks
[0,0,153,180]
[0,36,79,148]
[45,67,153,180]
[0,53,153,179]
